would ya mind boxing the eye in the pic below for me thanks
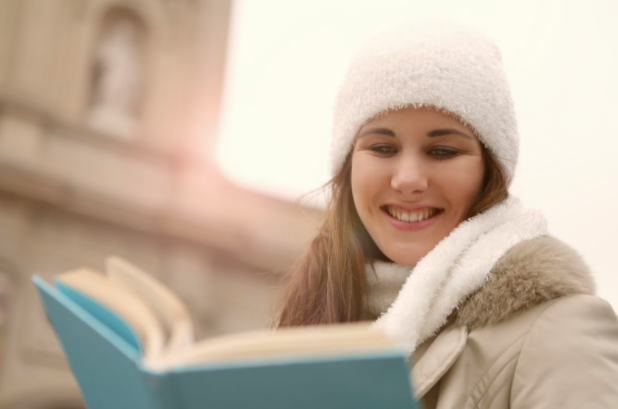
[369,144,397,155]
[429,147,459,159]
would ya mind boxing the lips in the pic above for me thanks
[380,205,444,232]
[381,205,444,223]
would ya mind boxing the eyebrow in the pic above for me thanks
[358,127,395,139]
[426,128,474,140]
[358,127,473,140]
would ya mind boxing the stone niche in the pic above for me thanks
[86,6,148,141]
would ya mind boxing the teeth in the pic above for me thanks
[386,206,438,223]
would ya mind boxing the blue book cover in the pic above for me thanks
[32,275,419,409]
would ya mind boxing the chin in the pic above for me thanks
[378,240,435,267]
[381,250,420,267]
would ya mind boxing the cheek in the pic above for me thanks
[442,159,485,212]
[350,161,367,215]
[351,155,383,215]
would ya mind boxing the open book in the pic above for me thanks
[33,257,419,409]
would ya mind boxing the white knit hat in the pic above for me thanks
[330,19,519,182]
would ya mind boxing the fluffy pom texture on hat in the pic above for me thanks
[330,19,519,181]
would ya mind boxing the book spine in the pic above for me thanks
[142,369,183,409]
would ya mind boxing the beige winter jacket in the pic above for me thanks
[396,236,618,408]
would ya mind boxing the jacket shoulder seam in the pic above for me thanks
[485,368,517,409]
[476,354,519,409]
[469,297,562,407]
[508,295,576,405]
[467,334,525,408]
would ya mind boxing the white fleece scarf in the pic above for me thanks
[368,196,548,355]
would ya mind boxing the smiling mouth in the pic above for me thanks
[382,205,444,223]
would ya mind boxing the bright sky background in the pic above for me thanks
[215,0,618,308]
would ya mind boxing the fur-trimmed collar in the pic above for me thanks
[452,235,596,330]
[366,235,596,332]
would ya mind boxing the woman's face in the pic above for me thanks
[351,106,485,266]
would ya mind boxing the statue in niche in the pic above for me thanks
[87,18,143,140]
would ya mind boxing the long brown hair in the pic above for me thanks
[274,144,509,328]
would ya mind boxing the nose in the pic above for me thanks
[391,158,428,196]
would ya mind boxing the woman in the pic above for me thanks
[275,19,618,408]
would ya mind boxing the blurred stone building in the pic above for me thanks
[0,1,320,407]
